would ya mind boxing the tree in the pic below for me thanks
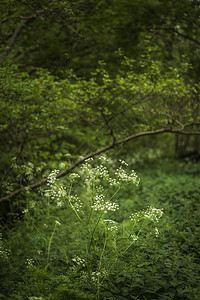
[0,51,199,204]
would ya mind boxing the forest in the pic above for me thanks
[0,0,200,299]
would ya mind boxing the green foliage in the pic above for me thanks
[0,2,200,298]
[1,0,200,77]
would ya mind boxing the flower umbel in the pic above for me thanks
[91,194,119,213]
[130,206,164,223]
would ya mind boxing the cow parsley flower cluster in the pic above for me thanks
[80,157,140,189]
[44,184,67,206]
[144,206,164,222]
[26,258,34,269]
[44,158,141,225]
[115,166,140,185]
[99,155,110,162]
[47,170,59,185]
[68,195,83,212]
[69,173,80,182]
[119,159,128,166]
[37,156,165,296]
[91,194,119,213]
[130,206,163,222]
[44,170,67,206]
[81,160,110,184]
[104,219,118,231]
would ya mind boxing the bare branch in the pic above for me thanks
[163,111,184,129]
[1,19,27,58]
[1,10,44,59]
[0,126,200,204]
[169,27,200,46]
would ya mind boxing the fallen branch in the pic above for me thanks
[0,126,200,203]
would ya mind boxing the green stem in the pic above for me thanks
[68,197,85,226]
[96,230,108,298]
[108,182,127,202]
[98,230,108,270]
[88,211,104,254]
[7,256,27,284]
[120,220,148,256]
[47,223,57,264]
[64,182,85,226]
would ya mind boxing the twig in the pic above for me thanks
[101,110,116,144]
[171,28,200,47]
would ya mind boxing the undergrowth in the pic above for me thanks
[0,158,200,299]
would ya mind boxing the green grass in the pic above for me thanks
[0,159,200,299]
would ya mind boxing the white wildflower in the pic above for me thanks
[130,211,142,222]
[115,166,140,185]
[81,162,110,184]
[155,227,159,237]
[108,178,118,186]
[68,195,83,211]
[57,186,67,197]
[99,156,109,162]
[144,206,164,222]
[69,173,80,181]
[72,256,85,267]
[130,234,138,241]
[104,219,118,231]
[55,220,61,226]
[44,185,66,203]
[130,206,163,223]
[119,159,128,166]
[91,194,119,213]
[26,258,34,268]
[47,169,59,185]
[57,201,63,207]
[85,157,93,162]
